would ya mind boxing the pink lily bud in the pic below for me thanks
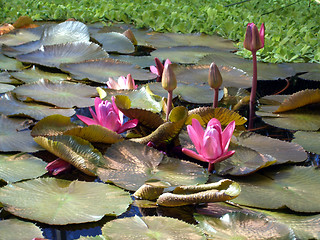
[46,158,71,175]
[208,62,223,89]
[244,23,265,52]
[162,62,177,92]
[150,58,172,82]
[182,118,235,172]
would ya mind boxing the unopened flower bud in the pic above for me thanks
[162,63,177,92]
[244,23,265,52]
[208,62,223,89]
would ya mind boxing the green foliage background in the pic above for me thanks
[1,0,319,63]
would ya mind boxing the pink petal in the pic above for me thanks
[207,118,221,129]
[259,23,265,48]
[102,111,121,132]
[187,119,204,153]
[89,107,98,122]
[107,77,121,90]
[209,150,235,164]
[77,114,98,126]
[46,158,71,175]
[202,135,222,160]
[94,97,104,121]
[117,118,139,133]
[111,96,123,123]
[150,65,159,75]
[182,148,210,163]
[164,59,172,67]
[117,76,127,88]
[221,121,235,152]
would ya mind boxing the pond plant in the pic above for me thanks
[0,17,319,239]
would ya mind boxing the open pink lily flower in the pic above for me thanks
[150,57,171,82]
[244,23,265,53]
[77,97,138,134]
[182,118,235,172]
[107,73,138,90]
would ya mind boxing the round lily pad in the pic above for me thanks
[0,53,24,71]
[195,212,293,240]
[97,141,208,191]
[101,216,205,240]
[13,79,96,108]
[0,219,44,240]
[228,166,320,212]
[0,153,47,183]
[16,42,109,68]
[60,58,156,83]
[0,178,132,225]
[292,131,320,154]
[0,93,75,120]
[0,83,15,93]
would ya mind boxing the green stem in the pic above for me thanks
[248,51,257,130]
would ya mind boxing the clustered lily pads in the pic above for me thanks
[0,18,319,239]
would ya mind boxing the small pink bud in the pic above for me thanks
[162,63,177,92]
[208,62,223,89]
[244,23,265,52]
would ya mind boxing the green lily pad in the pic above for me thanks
[97,141,208,191]
[292,131,320,154]
[0,219,44,240]
[151,46,213,64]
[195,212,293,240]
[0,71,21,84]
[2,21,90,57]
[0,114,42,152]
[92,32,135,54]
[147,82,223,104]
[31,114,79,137]
[16,42,109,68]
[0,53,24,71]
[76,236,106,240]
[0,83,15,93]
[174,64,252,88]
[10,66,69,83]
[13,79,96,108]
[257,94,320,131]
[0,153,47,183]
[33,135,105,176]
[60,58,156,83]
[101,216,205,240]
[0,93,75,120]
[110,54,155,68]
[228,166,320,212]
[0,178,132,224]
[0,27,42,46]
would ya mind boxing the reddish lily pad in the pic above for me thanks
[97,141,208,191]
[13,79,96,108]
[60,58,156,83]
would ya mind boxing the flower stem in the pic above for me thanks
[248,51,257,130]
[213,88,219,108]
[208,163,215,173]
[166,90,173,121]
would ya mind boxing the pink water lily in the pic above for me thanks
[182,118,235,172]
[107,73,138,90]
[77,97,138,134]
[150,57,171,82]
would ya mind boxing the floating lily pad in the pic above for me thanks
[101,216,205,240]
[228,166,320,212]
[195,212,293,240]
[0,153,47,183]
[0,219,44,240]
[292,131,320,154]
[16,42,109,68]
[0,115,42,152]
[257,94,320,131]
[110,54,155,68]
[0,83,15,93]
[33,135,105,176]
[10,66,69,83]
[0,178,132,224]
[147,82,223,104]
[60,58,156,83]
[76,236,106,240]
[92,32,134,54]
[151,46,213,64]
[31,114,79,137]
[0,53,24,70]
[97,141,208,191]
[174,64,252,88]
[0,93,75,120]
[0,71,21,84]
[0,27,42,46]
[13,79,96,108]
[2,21,90,57]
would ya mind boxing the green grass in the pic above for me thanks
[1,0,320,63]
